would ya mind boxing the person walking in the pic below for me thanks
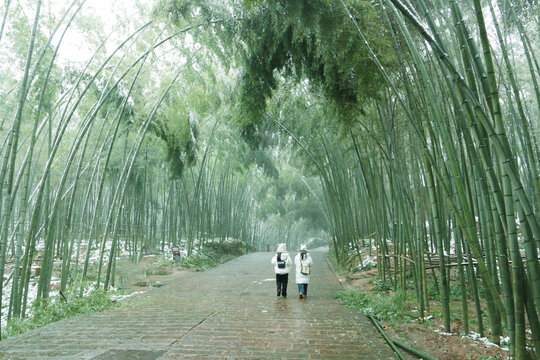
[294,244,313,299]
[271,243,293,298]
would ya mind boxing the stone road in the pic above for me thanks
[0,249,395,359]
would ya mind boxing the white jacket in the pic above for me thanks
[271,252,293,274]
[294,253,313,284]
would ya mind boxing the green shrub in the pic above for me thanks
[132,279,164,287]
[179,243,243,271]
[325,251,349,275]
[362,262,376,271]
[335,288,408,323]
[146,268,172,276]
[180,254,216,271]
[5,289,119,339]
[373,279,392,291]
[203,240,254,256]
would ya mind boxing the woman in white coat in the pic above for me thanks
[294,244,313,299]
[271,243,293,297]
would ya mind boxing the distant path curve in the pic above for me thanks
[0,249,394,359]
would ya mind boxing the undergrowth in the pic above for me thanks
[335,288,410,325]
[180,249,237,271]
[324,250,349,275]
[5,289,120,339]
[179,254,217,271]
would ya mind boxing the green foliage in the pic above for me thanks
[235,0,396,137]
[244,149,279,178]
[151,111,199,179]
[497,0,538,26]
[156,0,397,146]
[179,242,248,271]
[204,240,254,256]
[132,279,164,287]
[325,249,349,275]
[5,289,119,339]
[145,269,173,276]
[335,288,408,323]
[373,279,392,292]
[180,253,219,271]
[427,279,440,297]
[142,258,176,276]
[449,283,468,301]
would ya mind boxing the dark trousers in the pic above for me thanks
[276,273,288,297]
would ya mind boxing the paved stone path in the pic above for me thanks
[0,249,394,359]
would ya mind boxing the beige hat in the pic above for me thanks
[277,243,287,252]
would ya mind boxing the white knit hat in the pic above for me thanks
[300,244,307,251]
[277,243,287,252]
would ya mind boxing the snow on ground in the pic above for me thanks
[357,255,377,270]
[1,280,41,329]
[344,240,380,270]
[1,278,148,329]
[433,328,511,352]
[461,332,510,351]
[434,328,454,336]
[110,290,146,301]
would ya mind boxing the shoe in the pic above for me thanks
[277,290,281,297]
[303,294,307,299]
[299,293,304,299]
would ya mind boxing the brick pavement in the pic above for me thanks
[0,249,395,359]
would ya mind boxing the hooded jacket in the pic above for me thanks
[271,243,293,274]
[294,249,313,284]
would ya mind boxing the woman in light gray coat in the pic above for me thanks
[294,244,313,299]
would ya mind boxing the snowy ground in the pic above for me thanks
[434,328,511,353]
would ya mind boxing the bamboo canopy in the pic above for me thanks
[0,0,538,358]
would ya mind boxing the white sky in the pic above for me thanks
[46,0,154,63]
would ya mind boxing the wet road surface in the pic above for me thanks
[0,249,394,359]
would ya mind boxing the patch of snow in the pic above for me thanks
[356,255,377,270]
[462,332,510,352]
[434,329,454,336]
[110,291,146,302]
[1,280,43,329]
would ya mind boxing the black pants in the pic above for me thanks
[276,273,288,297]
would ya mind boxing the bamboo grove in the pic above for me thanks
[172,0,536,357]
[307,1,539,358]
[1,0,539,358]
[0,0,324,340]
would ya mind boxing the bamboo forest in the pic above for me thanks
[0,0,538,359]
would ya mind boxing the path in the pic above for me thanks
[0,249,394,359]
